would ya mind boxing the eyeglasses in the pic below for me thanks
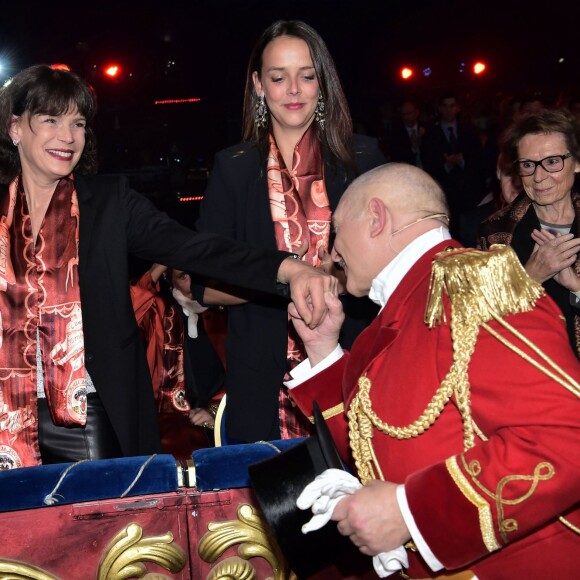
[515,153,572,176]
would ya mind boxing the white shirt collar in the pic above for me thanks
[368,227,452,310]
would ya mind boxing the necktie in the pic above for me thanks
[447,126,458,154]
[409,128,421,167]
[409,127,419,151]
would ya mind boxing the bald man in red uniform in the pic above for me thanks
[287,163,580,579]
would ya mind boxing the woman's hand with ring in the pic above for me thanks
[189,408,215,429]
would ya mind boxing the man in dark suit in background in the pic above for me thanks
[421,93,487,236]
[386,99,429,168]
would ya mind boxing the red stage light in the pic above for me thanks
[104,64,121,78]
[400,67,413,80]
[473,62,486,75]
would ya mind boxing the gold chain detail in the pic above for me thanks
[348,299,482,484]
[355,374,454,440]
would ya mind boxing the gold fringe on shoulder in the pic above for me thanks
[425,244,544,328]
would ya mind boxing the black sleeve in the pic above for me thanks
[114,175,289,296]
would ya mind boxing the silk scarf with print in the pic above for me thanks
[267,125,331,438]
[0,176,87,469]
[131,272,191,418]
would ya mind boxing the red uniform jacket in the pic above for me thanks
[291,241,580,578]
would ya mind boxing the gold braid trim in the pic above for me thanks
[348,245,544,482]
[481,317,580,398]
[348,391,384,485]
[446,456,501,552]
[307,402,344,423]
[559,516,580,535]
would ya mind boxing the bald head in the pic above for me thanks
[331,163,449,297]
[340,163,448,220]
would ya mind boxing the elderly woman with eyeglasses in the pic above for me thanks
[479,109,580,357]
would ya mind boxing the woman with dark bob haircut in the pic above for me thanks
[479,109,580,357]
[0,64,335,469]
[0,65,98,180]
[193,20,385,444]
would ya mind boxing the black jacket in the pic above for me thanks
[194,135,385,441]
[1,174,290,457]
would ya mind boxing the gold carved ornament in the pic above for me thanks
[0,561,58,580]
[97,523,186,579]
[198,503,296,580]
[0,523,186,580]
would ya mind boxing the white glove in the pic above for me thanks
[297,469,361,534]
[296,468,409,578]
[373,547,409,577]
[172,288,207,338]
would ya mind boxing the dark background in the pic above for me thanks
[2,0,578,207]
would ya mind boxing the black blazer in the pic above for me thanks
[421,122,487,215]
[0,174,289,457]
[386,121,430,166]
[195,135,385,442]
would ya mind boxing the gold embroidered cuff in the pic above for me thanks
[446,456,501,553]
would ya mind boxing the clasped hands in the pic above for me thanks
[528,229,580,291]
[288,290,344,366]
[279,239,345,334]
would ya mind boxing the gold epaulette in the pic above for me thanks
[425,244,545,328]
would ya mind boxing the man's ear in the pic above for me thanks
[367,198,388,238]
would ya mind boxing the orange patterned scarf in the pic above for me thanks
[267,125,331,438]
[0,175,86,469]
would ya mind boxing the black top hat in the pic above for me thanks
[248,401,366,579]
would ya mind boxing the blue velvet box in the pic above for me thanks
[0,454,179,513]
[192,439,304,491]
